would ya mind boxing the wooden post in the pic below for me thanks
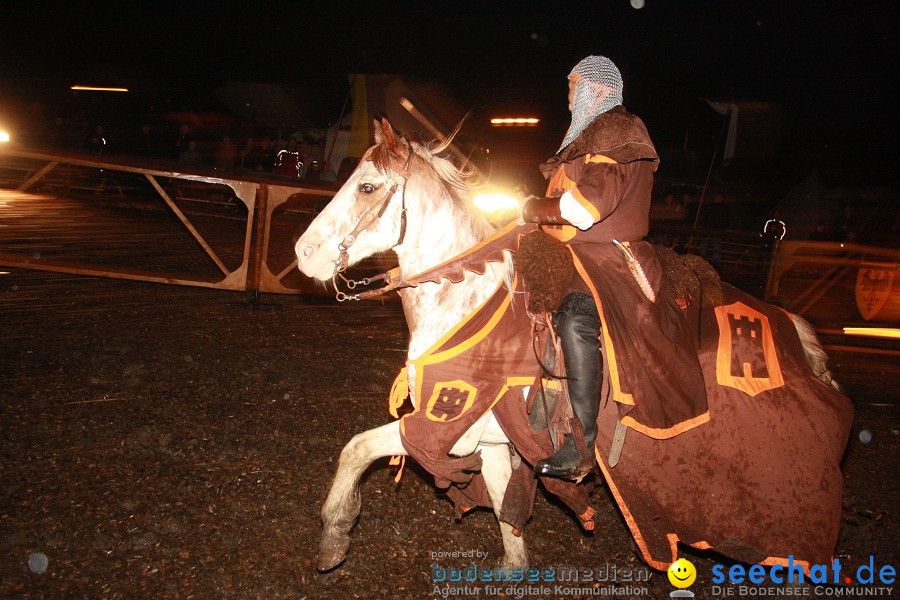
[247,183,269,293]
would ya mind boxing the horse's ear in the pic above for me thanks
[378,117,404,147]
[372,117,408,163]
[373,118,384,144]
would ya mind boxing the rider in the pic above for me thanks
[524,55,707,479]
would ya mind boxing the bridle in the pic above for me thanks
[331,141,413,301]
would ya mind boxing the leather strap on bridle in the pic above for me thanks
[334,181,400,273]
[331,141,413,300]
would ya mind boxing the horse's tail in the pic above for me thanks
[791,313,843,392]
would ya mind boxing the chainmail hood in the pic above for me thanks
[558,55,624,152]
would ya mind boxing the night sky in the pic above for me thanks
[1,1,896,173]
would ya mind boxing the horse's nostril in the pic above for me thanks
[296,240,320,263]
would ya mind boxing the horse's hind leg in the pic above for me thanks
[479,444,528,569]
[317,421,405,572]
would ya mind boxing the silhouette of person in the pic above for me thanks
[86,125,107,155]
[214,134,237,172]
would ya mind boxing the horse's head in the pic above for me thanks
[295,118,414,281]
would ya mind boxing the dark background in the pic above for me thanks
[1,0,897,184]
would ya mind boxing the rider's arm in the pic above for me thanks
[558,191,595,230]
[522,192,594,231]
[566,158,632,228]
[519,193,595,231]
[526,156,632,231]
[521,195,569,226]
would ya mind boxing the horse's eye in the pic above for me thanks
[359,183,376,194]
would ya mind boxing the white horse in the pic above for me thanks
[296,119,526,571]
[295,118,847,573]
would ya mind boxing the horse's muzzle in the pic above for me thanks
[295,237,332,281]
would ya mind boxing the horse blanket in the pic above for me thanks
[389,223,852,569]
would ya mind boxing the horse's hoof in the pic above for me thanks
[316,533,350,572]
[315,552,346,573]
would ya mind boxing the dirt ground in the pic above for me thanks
[1,269,897,599]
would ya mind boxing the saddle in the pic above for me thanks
[516,229,723,313]
[515,230,724,472]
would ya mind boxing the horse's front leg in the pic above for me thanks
[317,421,405,572]
[479,444,528,569]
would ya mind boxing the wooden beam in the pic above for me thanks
[17,161,59,192]
[145,174,231,276]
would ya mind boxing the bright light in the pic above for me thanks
[843,327,900,340]
[70,85,129,92]
[0,130,9,143]
[490,118,540,126]
[473,193,521,215]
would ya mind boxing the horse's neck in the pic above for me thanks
[398,270,500,359]
[394,193,501,360]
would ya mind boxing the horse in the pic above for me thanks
[295,118,851,574]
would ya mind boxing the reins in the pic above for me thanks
[331,141,413,301]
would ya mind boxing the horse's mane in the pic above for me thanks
[370,120,514,288]
[370,124,492,240]
[370,137,480,190]
[419,135,481,191]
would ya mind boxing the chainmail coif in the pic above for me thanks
[559,55,624,152]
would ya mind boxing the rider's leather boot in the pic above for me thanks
[535,293,601,480]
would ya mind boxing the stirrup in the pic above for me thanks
[534,459,594,482]
[534,438,594,482]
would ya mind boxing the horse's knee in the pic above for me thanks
[338,433,366,465]
[323,423,403,522]
[341,422,405,465]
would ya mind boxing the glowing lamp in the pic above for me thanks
[70,86,129,92]
[490,118,540,126]
[842,327,900,340]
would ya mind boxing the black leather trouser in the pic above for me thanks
[552,292,602,449]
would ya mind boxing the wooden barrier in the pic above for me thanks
[765,240,900,323]
[0,148,344,294]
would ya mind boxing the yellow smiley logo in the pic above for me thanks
[667,558,697,588]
